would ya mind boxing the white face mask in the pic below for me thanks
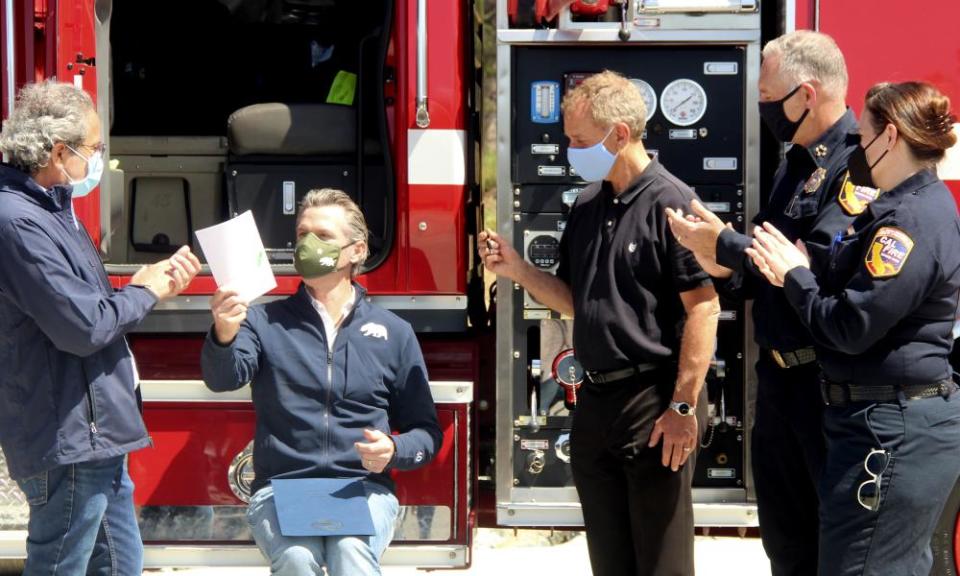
[60,144,104,198]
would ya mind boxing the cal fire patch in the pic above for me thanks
[864,227,914,278]
[837,173,880,216]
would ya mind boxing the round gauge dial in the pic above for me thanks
[629,78,658,122]
[660,79,708,126]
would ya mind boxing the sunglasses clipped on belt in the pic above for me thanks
[857,448,891,512]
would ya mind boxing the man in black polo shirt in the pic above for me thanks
[480,71,720,576]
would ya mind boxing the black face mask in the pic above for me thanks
[846,132,889,189]
[758,85,810,143]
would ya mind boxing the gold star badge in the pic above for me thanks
[814,144,828,158]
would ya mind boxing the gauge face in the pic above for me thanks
[629,78,658,122]
[660,78,708,126]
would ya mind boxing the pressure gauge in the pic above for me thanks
[660,79,708,126]
[629,78,658,122]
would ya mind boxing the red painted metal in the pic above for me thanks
[128,406,462,512]
[816,0,960,116]
[400,0,469,295]
[130,334,481,383]
[51,0,101,244]
[1,1,7,120]
[812,0,960,206]
[129,404,255,506]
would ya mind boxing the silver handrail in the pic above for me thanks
[3,0,15,118]
[415,0,430,128]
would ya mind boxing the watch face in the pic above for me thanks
[673,401,692,415]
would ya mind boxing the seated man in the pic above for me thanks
[201,188,442,576]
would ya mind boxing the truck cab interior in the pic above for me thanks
[101,0,395,270]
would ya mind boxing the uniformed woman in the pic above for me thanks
[746,81,960,576]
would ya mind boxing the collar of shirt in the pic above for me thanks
[309,285,357,347]
[601,155,662,206]
[786,108,858,169]
[862,168,940,222]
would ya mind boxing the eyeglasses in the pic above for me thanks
[857,448,890,512]
[80,142,106,155]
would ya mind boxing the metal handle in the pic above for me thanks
[4,0,16,116]
[415,0,430,128]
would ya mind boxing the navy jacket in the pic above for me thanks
[784,169,960,386]
[716,110,862,351]
[201,283,442,495]
[0,165,154,480]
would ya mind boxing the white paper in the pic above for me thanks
[195,211,277,302]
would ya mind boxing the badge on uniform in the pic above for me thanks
[864,226,914,278]
[837,172,880,216]
[803,167,827,194]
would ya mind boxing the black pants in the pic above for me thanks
[752,355,824,576]
[818,392,960,575]
[570,369,708,576]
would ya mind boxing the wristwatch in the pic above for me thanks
[669,400,696,416]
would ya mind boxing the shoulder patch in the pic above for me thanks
[864,226,914,278]
[837,172,880,216]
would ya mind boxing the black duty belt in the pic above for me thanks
[767,347,817,369]
[820,378,957,407]
[585,363,659,385]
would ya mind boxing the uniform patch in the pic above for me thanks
[803,167,827,194]
[628,242,637,253]
[360,322,389,340]
[864,227,914,278]
[837,172,880,216]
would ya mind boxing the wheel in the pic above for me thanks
[0,559,24,575]
[930,475,960,575]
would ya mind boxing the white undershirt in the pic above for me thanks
[309,286,356,348]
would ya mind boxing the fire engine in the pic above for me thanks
[1,0,959,573]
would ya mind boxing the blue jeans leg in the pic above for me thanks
[16,456,143,576]
[325,482,399,576]
[246,482,399,576]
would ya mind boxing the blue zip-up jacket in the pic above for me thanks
[0,164,155,480]
[201,283,442,495]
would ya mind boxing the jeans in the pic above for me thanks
[247,481,399,576]
[15,456,143,576]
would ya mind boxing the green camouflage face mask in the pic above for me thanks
[294,232,355,279]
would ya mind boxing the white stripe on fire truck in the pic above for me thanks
[407,129,467,186]
[937,123,960,181]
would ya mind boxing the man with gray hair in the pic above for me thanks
[0,81,201,573]
[482,70,720,575]
[202,188,442,576]
[667,30,863,575]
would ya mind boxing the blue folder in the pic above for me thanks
[272,478,376,537]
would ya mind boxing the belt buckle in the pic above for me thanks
[770,349,788,369]
[585,371,599,385]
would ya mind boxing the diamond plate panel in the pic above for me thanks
[0,452,28,529]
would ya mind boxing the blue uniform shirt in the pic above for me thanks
[784,169,960,386]
[716,110,862,351]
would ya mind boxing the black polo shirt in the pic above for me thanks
[556,157,711,372]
